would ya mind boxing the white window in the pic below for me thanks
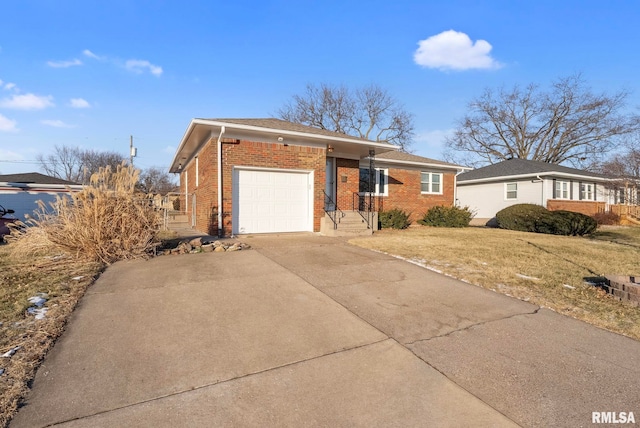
[580,183,594,200]
[195,156,199,187]
[505,182,517,199]
[555,180,570,199]
[359,168,388,196]
[421,172,443,194]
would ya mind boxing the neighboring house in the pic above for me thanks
[169,118,467,236]
[456,158,617,224]
[0,173,83,222]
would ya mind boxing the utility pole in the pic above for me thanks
[129,135,137,166]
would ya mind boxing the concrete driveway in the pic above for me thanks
[11,234,640,427]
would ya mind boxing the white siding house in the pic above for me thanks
[0,173,83,222]
[456,159,613,224]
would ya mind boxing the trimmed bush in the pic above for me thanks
[496,204,597,236]
[172,196,181,211]
[379,208,411,229]
[495,204,549,232]
[547,210,597,236]
[418,205,474,228]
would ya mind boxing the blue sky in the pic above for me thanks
[1,0,639,174]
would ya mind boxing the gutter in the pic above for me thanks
[458,171,612,185]
[217,126,225,237]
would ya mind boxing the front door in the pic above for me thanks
[325,158,336,211]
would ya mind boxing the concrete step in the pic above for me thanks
[320,210,377,237]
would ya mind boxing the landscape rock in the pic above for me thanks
[189,237,203,247]
[161,237,250,256]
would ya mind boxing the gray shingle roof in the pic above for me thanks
[375,151,464,168]
[201,118,374,142]
[457,158,608,182]
[0,172,80,185]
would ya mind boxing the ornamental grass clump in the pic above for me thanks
[11,162,161,264]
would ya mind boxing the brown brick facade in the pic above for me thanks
[181,139,325,236]
[547,200,606,216]
[383,167,456,222]
[335,158,360,210]
[180,145,457,235]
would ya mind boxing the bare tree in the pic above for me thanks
[278,83,414,151]
[595,137,640,205]
[136,166,178,195]
[37,145,126,184]
[445,74,640,167]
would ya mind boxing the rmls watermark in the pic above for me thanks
[592,411,636,424]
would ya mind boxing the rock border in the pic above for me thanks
[162,237,250,255]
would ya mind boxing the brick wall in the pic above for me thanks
[335,158,360,210]
[547,200,606,216]
[182,140,325,236]
[602,275,640,306]
[180,138,220,235]
[383,168,456,222]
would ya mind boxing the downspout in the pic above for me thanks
[537,175,544,207]
[217,126,226,237]
[454,169,466,206]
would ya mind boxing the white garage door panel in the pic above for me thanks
[235,169,312,234]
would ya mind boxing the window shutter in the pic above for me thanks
[553,179,557,198]
[579,182,583,200]
[593,183,596,201]
[570,180,574,200]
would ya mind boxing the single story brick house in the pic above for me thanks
[456,158,619,224]
[169,118,468,236]
[0,173,83,222]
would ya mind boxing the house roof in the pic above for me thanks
[0,172,80,185]
[375,151,467,169]
[457,158,609,183]
[202,118,374,142]
[170,118,399,173]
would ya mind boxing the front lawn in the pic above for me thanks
[349,226,640,340]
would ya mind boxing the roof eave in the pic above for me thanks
[368,158,470,171]
[458,171,612,185]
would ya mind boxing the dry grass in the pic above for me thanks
[11,162,161,265]
[350,225,640,340]
[0,246,102,427]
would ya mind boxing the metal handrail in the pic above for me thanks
[323,190,344,229]
[353,192,379,229]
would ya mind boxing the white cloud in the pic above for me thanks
[47,58,83,68]
[125,59,163,76]
[41,119,75,128]
[83,49,105,60]
[163,145,176,154]
[0,114,18,132]
[4,82,17,91]
[69,98,90,108]
[414,30,502,71]
[0,93,54,110]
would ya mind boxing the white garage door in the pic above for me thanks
[233,168,313,234]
